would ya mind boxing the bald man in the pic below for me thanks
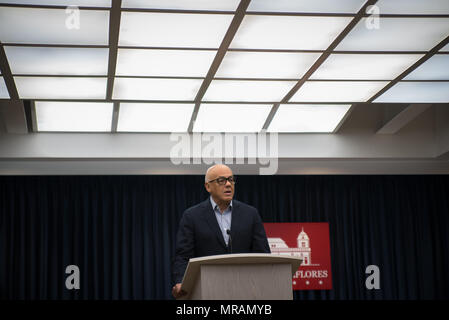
[171,164,270,299]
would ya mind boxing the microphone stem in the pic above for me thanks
[226,229,232,254]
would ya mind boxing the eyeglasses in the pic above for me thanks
[207,176,236,185]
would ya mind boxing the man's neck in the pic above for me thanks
[211,196,231,213]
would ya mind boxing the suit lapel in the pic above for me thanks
[230,200,241,239]
[202,199,227,250]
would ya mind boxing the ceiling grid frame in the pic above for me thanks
[0,0,447,132]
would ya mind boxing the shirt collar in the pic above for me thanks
[210,196,232,212]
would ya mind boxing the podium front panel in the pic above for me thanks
[199,263,292,300]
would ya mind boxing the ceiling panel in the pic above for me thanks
[112,78,203,100]
[337,18,449,51]
[203,80,296,102]
[404,55,449,80]
[311,54,423,80]
[376,0,449,14]
[247,0,366,13]
[193,103,272,132]
[374,82,449,103]
[268,104,351,132]
[0,77,9,98]
[216,51,321,79]
[0,7,109,45]
[121,0,240,11]
[116,49,216,77]
[15,76,107,99]
[441,43,449,52]
[35,101,113,132]
[4,46,109,75]
[119,12,233,48]
[230,15,352,50]
[117,102,194,132]
[290,81,389,102]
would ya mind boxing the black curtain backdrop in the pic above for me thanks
[0,175,448,300]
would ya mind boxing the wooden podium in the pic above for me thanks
[178,253,302,300]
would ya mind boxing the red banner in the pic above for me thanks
[264,222,332,290]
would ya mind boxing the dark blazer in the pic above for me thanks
[172,198,271,284]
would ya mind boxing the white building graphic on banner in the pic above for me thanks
[268,228,319,266]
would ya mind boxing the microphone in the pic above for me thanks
[226,229,232,254]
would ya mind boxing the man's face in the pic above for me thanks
[205,166,235,203]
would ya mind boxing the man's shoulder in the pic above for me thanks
[183,199,209,216]
[233,199,258,214]
[183,199,259,215]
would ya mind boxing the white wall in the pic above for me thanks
[0,103,448,175]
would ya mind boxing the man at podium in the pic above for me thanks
[172,164,271,298]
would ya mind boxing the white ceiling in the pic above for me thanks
[0,1,448,175]
[0,0,447,134]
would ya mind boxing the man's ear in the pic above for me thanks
[204,182,210,193]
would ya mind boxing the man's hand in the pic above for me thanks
[172,283,187,299]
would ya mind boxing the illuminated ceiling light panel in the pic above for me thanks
[248,0,366,13]
[376,0,449,14]
[230,16,352,50]
[119,12,233,48]
[112,78,203,100]
[311,54,423,80]
[290,81,389,102]
[267,104,351,133]
[0,0,111,6]
[374,82,449,103]
[35,101,113,132]
[15,77,107,99]
[337,18,449,51]
[0,7,109,45]
[4,46,109,75]
[216,51,321,79]
[0,77,9,98]
[203,80,296,102]
[404,55,449,80]
[193,103,272,132]
[117,103,194,132]
[121,0,240,10]
[116,49,216,77]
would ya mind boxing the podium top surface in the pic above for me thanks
[181,253,302,295]
[189,253,302,268]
